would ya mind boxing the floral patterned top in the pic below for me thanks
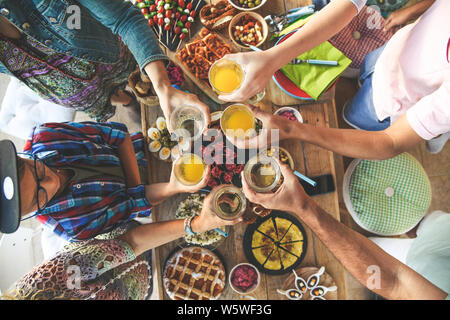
[0,33,135,122]
[9,222,152,300]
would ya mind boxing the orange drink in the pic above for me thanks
[209,59,244,94]
[174,153,206,186]
[220,104,255,139]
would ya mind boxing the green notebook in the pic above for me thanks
[281,41,352,100]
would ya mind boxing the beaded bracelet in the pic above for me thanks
[184,215,197,236]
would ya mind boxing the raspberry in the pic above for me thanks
[233,164,244,174]
[207,178,219,188]
[222,172,233,184]
[211,166,223,178]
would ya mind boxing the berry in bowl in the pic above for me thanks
[274,107,303,123]
[229,12,268,49]
[229,263,261,294]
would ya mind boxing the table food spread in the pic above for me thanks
[139,0,356,300]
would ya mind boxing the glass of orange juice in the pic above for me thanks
[174,153,207,186]
[220,104,256,140]
[209,58,244,95]
[209,58,265,104]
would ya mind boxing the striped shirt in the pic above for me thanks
[23,122,152,242]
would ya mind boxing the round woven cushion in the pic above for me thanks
[343,153,432,236]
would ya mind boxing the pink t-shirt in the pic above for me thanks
[371,0,450,140]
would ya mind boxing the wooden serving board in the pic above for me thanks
[167,25,240,104]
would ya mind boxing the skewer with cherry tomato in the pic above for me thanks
[135,0,199,44]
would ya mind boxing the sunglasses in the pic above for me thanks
[33,155,49,213]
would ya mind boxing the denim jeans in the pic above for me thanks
[343,44,391,131]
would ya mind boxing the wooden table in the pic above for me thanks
[141,0,356,300]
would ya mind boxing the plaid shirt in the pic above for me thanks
[23,122,152,242]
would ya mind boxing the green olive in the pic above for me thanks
[248,2,255,7]
[255,0,261,4]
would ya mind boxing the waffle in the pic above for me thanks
[177,28,232,83]
[163,247,226,300]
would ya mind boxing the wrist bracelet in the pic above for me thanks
[184,215,197,236]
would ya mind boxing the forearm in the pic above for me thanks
[119,219,185,256]
[266,0,358,71]
[118,216,206,256]
[401,0,435,21]
[287,112,424,160]
[288,122,398,160]
[293,200,445,300]
[118,134,141,187]
[144,182,178,205]
[144,60,172,114]
[144,60,171,93]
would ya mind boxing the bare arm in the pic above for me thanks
[384,0,435,31]
[117,133,141,187]
[289,114,424,160]
[119,185,242,256]
[242,160,447,300]
[293,199,446,300]
[233,106,424,161]
[117,133,189,204]
[144,61,211,132]
[267,0,359,72]
[143,163,211,206]
[220,0,359,102]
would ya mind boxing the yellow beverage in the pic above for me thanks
[209,59,243,94]
[221,104,255,139]
[174,153,205,185]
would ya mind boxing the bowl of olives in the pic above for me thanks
[228,0,267,11]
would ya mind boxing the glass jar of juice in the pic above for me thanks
[220,104,256,139]
[174,153,207,186]
[209,58,265,104]
[209,59,244,94]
